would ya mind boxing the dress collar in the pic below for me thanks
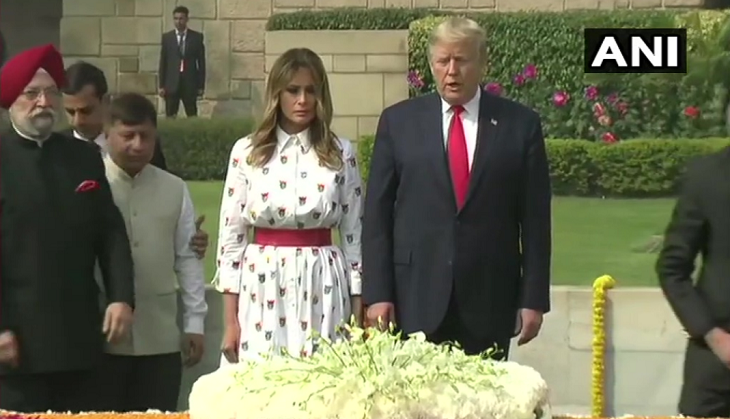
[276,126,311,153]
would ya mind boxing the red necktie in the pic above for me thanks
[448,105,469,209]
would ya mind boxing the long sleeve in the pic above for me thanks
[362,110,399,305]
[338,139,364,296]
[158,34,167,89]
[174,184,208,334]
[519,115,552,313]
[213,138,250,294]
[197,33,206,91]
[657,160,714,339]
[93,152,135,308]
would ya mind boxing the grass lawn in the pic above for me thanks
[187,181,676,287]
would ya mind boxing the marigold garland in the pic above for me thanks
[591,274,616,418]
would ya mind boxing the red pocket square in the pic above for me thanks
[76,180,100,193]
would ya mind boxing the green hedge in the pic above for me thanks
[158,118,254,180]
[267,8,730,140]
[266,8,450,30]
[160,118,730,196]
[358,135,730,197]
[408,11,730,140]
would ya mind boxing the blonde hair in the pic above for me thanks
[429,17,488,65]
[246,48,342,171]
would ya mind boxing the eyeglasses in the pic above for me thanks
[21,88,61,101]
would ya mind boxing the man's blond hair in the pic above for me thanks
[429,17,487,64]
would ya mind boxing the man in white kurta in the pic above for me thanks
[94,92,208,412]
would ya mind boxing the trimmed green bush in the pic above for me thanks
[158,118,254,180]
[409,11,679,96]
[267,8,730,140]
[408,11,730,140]
[266,8,450,30]
[358,135,730,197]
[156,116,730,196]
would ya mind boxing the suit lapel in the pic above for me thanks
[419,94,453,199]
[464,93,500,207]
[183,31,190,58]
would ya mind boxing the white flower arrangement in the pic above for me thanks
[189,324,551,419]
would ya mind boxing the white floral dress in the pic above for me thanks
[214,127,363,362]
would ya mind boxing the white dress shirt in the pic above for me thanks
[175,185,208,334]
[177,30,187,52]
[441,89,481,170]
[73,130,108,156]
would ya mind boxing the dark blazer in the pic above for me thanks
[0,30,7,67]
[57,128,168,171]
[158,29,206,93]
[0,130,135,374]
[657,149,730,339]
[362,92,552,340]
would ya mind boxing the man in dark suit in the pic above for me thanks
[0,44,135,412]
[60,61,167,169]
[158,5,205,118]
[657,151,730,417]
[362,17,552,357]
[60,61,210,263]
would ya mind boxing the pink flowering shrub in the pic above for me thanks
[406,63,728,141]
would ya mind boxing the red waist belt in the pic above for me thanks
[253,228,332,247]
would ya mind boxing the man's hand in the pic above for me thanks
[366,302,395,330]
[182,333,205,367]
[706,328,730,368]
[103,302,133,343]
[517,308,543,346]
[0,331,19,367]
[190,215,209,259]
[158,88,166,97]
[221,323,241,364]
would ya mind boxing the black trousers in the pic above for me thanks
[679,339,730,417]
[165,79,198,118]
[96,352,183,412]
[0,369,102,412]
[426,290,510,359]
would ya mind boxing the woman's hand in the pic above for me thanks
[351,296,364,327]
[221,323,241,363]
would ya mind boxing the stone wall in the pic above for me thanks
[0,0,61,60]
[265,30,408,140]
[60,0,706,118]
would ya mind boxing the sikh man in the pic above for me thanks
[93,92,208,412]
[59,60,210,256]
[0,44,135,412]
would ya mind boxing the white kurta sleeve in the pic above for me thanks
[174,185,208,334]
[213,138,250,294]
[337,139,364,296]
